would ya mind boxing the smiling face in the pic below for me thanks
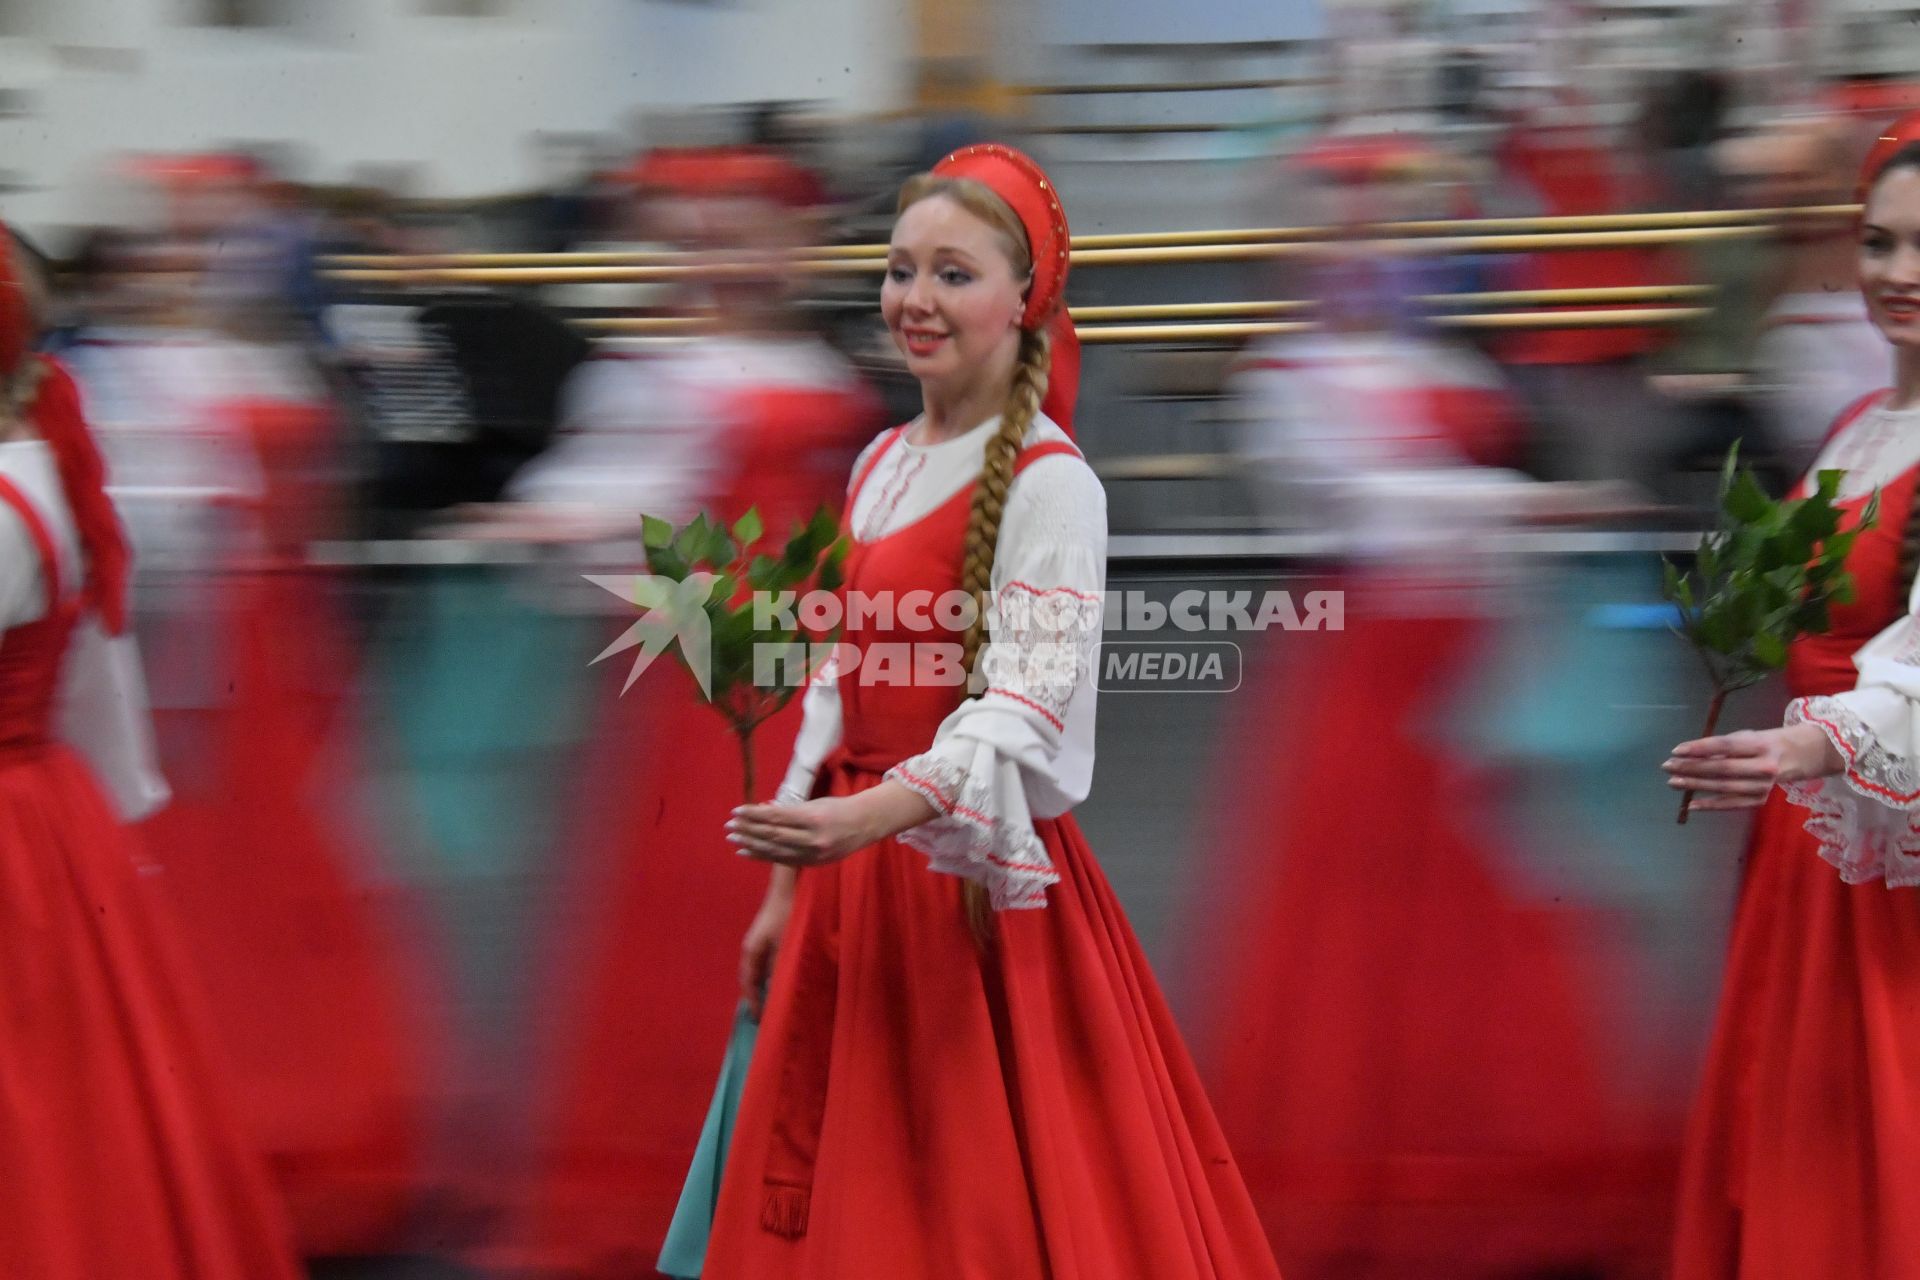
[1861,164,1920,347]
[881,189,1029,390]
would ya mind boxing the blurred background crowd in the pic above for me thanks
[15,0,1920,1276]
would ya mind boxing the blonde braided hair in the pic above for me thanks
[897,175,1056,944]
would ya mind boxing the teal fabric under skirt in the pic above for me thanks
[658,1000,760,1279]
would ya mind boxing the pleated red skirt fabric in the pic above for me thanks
[702,757,1283,1280]
[1182,602,1659,1276]
[138,568,439,1257]
[0,742,302,1279]
[1672,786,1920,1280]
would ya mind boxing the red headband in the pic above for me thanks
[932,143,1071,330]
[1860,110,1920,200]
[626,146,818,208]
[928,144,1079,433]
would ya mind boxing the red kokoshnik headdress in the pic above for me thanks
[930,143,1081,436]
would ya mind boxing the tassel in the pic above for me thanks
[760,1185,811,1239]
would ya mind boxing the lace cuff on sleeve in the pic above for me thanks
[1783,694,1920,886]
[885,744,1060,910]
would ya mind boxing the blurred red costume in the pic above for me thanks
[488,146,886,1275]
[0,241,302,1277]
[1184,329,1655,1274]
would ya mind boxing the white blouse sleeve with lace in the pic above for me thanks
[882,452,1107,910]
[1783,586,1920,886]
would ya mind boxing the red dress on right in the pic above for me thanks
[1674,390,1920,1278]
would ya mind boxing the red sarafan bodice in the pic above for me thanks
[829,428,1081,773]
[0,472,78,752]
[1786,401,1920,700]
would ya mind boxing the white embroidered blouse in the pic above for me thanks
[773,411,1107,910]
[1777,399,1920,886]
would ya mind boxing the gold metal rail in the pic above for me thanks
[320,205,1858,271]
[323,226,1782,287]
[580,304,1705,344]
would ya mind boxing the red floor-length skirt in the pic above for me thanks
[1672,784,1920,1279]
[702,755,1283,1280]
[0,741,303,1278]
[1183,593,1657,1275]
[138,565,440,1257]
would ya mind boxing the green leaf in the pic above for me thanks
[641,514,674,550]
[747,554,784,592]
[1751,631,1788,669]
[710,519,738,564]
[646,544,689,582]
[1723,469,1772,524]
[1765,531,1814,569]
[817,551,845,594]
[1696,604,1738,655]
[1788,495,1840,542]
[673,514,709,564]
[732,507,764,548]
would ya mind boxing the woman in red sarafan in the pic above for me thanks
[1662,113,1920,1278]
[0,231,302,1279]
[702,143,1280,1279]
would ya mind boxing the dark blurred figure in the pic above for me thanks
[320,195,592,539]
[1642,71,1792,498]
[520,130,604,254]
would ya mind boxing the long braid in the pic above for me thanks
[957,325,1052,944]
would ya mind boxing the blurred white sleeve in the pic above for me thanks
[1231,353,1533,549]
[57,617,171,822]
[1782,566,1920,885]
[506,358,714,521]
[1757,324,1880,476]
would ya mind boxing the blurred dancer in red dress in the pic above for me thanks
[67,205,446,1258]
[480,146,881,1276]
[1185,138,1659,1277]
[0,231,303,1279]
